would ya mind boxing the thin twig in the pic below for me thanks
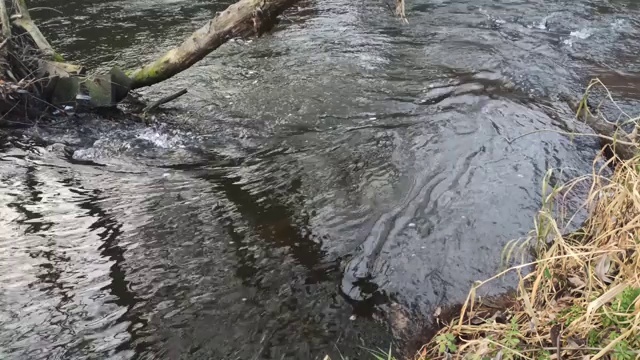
[28,7,64,15]
[143,89,188,113]
[519,347,640,354]
[504,128,639,147]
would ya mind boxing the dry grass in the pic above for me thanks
[419,88,640,360]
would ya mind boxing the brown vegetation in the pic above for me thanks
[420,82,640,360]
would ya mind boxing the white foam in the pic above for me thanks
[569,28,593,39]
[611,18,627,30]
[136,129,184,149]
[563,27,594,46]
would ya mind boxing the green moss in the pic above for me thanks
[127,60,168,88]
[52,53,65,62]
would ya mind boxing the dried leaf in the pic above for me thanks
[493,311,509,324]
[567,337,581,347]
[568,276,586,288]
[434,306,442,318]
[594,255,612,284]
[477,341,490,356]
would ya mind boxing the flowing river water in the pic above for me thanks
[1,0,639,358]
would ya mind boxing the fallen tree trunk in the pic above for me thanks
[0,0,302,114]
[128,0,299,89]
[1,0,405,120]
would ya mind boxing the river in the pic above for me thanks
[1,0,639,358]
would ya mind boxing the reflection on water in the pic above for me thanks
[1,0,639,358]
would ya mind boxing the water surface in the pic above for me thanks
[1,0,639,358]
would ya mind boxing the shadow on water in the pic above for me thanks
[205,157,395,318]
[207,170,337,285]
[1,0,640,358]
[0,141,150,358]
[67,182,151,356]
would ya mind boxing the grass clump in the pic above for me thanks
[419,88,640,359]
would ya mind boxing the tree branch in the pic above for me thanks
[128,0,299,89]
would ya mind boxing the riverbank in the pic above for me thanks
[419,94,640,359]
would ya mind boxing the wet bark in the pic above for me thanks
[128,0,299,89]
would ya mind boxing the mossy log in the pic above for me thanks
[0,0,302,117]
[128,0,298,89]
